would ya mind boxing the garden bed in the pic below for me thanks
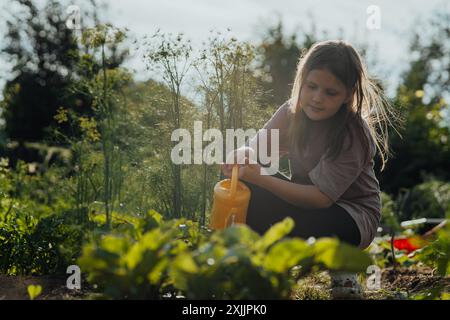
[2,265,448,300]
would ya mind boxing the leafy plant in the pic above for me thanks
[0,158,84,275]
[414,219,450,277]
[78,212,206,299]
[78,216,373,299]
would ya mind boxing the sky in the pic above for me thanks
[0,0,449,101]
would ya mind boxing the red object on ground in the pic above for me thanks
[392,237,427,253]
[390,220,446,254]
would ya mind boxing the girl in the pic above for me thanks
[222,39,394,253]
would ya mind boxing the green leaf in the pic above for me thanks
[143,210,163,229]
[441,292,450,300]
[77,248,110,271]
[212,224,259,247]
[148,259,168,284]
[27,285,42,300]
[313,238,373,272]
[256,218,294,251]
[122,227,174,270]
[173,253,198,273]
[123,243,144,270]
[170,253,199,290]
[263,238,312,273]
[100,235,130,254]
[139,229,165,250]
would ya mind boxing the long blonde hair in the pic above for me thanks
[288,40,398,170]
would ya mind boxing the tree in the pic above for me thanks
[143,31,194,219]
[1,0,81,144]
[378,12,450,194]
[256,21,303,107]
[194,31,270,224]
[0,0,127,153]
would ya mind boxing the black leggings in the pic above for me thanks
[244,172,361,247]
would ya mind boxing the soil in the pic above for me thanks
[1,266,449,300]
[380,266,449,295]
[361,265,449,300]
[295,266,449,300]
[0,275,89,300]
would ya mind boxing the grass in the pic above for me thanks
[293,271,332,300]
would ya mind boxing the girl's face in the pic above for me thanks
[299,68,351,121]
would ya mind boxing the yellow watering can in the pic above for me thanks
[210,165,251,230]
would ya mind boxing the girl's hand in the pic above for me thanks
[221,147,256,178]
[239,163,264,185]
[221,163,250,179]
[221,162,264,186]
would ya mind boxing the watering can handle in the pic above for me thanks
[230,165,238,198]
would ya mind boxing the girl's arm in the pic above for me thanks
[256,174,334,209]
